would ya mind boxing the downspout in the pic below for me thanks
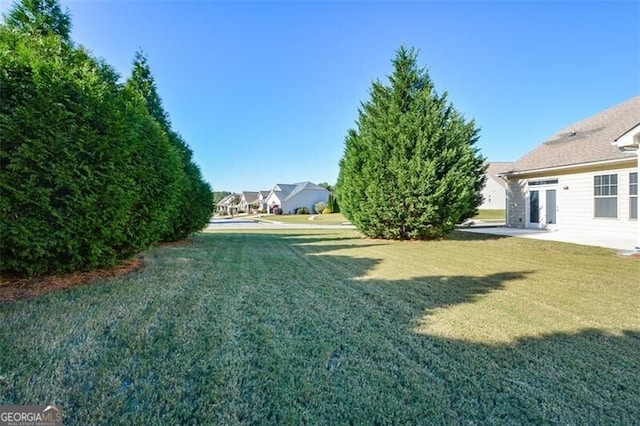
[502,175,510,227]
[622,147,640,251]
[497,172,512,228]
[635,149,640,250]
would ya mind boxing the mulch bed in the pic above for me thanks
[0,256,145,303]
[0,239,195,303]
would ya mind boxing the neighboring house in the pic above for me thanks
[216,194,239,215]
[266,182,330,214]
[480,162,513,210]
[257,191,270,213]
[500,96,640,249]
[239,191,259,213]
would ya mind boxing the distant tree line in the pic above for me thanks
[0,0,213,276]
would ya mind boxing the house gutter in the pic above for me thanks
[497,157,637,178]
[629,149,640,250]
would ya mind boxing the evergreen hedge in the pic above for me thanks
[0,1,213,276]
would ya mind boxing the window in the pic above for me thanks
[528,179,558,186]
[594,174,617,218]
[631,172,638,220]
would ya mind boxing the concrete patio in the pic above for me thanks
[459,226,637,252]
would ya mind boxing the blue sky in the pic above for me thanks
[2,1,639,193]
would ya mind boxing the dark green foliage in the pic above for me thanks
[127,50,171,132]
[126,53,213,241]
[4,0,71,41]
[0,0,208,276]
[337,46,486,240]
[1,31,115,273]
[295,207,310,215]
[328,192,340,213]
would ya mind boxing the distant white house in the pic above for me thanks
[216,194,239,215]
[479,162,513,210]
[500,96,639,250]
[257,191,270,213]
[238,191,259,213]
[266,182,330,214]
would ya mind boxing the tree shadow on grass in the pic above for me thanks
[216,232,640,423]
[446,229,509,241]
[268,258,640,424]
[2,231,638,424]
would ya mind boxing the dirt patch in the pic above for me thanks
[0,257,145,303]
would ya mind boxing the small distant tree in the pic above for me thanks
[213,191,232,205]
[337,46,486,240]
[314,201,328,214]
[328,193,340,213]
[318,182,334,192]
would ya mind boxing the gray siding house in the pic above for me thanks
[500,96,639,250]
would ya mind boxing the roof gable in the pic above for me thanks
[216,194,238,206]
[508,96,640,174]
[270,182,329,202]
[273,184,296,198]
[486,162,513,188]
[285,182,328,201]
[241,191,259,203]
[614,122,640,149]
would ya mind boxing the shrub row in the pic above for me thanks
[0,11,212,276]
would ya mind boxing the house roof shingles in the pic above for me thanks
[486,162,513,188]
[216,194,238,206]
[507,96,640,174]
[271,182,328,201]
[241,191,259,203]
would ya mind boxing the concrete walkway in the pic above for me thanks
[207,218,637,252]
[205,218,356,231]
[459,226,637,252]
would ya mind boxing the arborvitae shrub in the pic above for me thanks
[337,46,486,240]
[0,28,183,275]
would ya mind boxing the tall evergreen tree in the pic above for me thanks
[127,50,171,132]
[4,0,71,41]
[0,22,172,274]
[126,51,213,240]
[337,46,486,240]
[0,1,188,275]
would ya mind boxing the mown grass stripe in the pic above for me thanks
[1,229,638,423]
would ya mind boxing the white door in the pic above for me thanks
[527,187,558,229]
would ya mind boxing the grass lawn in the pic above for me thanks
[260,212,349,225]
[474,209,506,220]
[1,230,639,423]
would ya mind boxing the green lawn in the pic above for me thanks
[474,209,506,220]
[260,212,349,224]
[1,229,638,423]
